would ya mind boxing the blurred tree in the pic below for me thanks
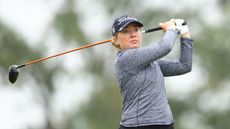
[0,20,62,129]
[81,82,122,129]
[54,0,86,44]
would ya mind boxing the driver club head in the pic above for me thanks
[8,65,19,84]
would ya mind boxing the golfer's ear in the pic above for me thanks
[112,35,118,45]
[112,35,117,42]
[112,35,120,49]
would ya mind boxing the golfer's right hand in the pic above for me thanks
[159,19,176,32]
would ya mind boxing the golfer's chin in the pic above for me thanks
[129,43,140,48]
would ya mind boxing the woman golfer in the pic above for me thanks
[112,15,193,129]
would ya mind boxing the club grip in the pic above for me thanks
[143,21,187,33]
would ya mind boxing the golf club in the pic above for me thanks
[142,21,187,33]
[8,39,112,84]
[8,21,187,84]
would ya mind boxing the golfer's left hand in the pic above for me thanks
[174,19,189,34]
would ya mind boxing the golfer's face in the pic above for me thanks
[117,23,142,50]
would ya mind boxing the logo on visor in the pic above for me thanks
[118,16,137,25]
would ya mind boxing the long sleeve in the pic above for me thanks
[116,29,178,70]
[157,37,193,76]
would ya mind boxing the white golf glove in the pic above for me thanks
[175,19,189,35]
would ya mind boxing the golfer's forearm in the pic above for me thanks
[179,38,193,71]
[159,38,193,76]
[158,29,178,52]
